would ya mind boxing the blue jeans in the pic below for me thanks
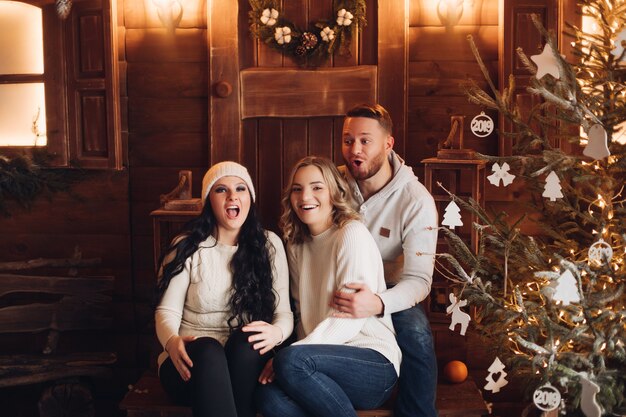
[256,344,397,417]
[392,304,438,417]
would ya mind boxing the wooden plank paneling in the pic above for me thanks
[240,66,377,118]
[79,92,109,157]
[241,119,259,183]
[378,0,408,157]
[308,0,333,68]
[409,60,498,97]
[409,0,498,27]
[129,167,205,203]
[129,132,208,167]
[283,0,307,69]
[308,118,334,157]
[409,26,498,62]
[127,63,207,98]
[123,0,206,29]
[128,97,207,133]
[257,119,283,233]
[282,119,308,183]
[209,0,241,162]
[125,28,207,63]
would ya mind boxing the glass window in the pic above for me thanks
[0,1,46,146]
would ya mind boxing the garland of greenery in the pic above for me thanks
[248,0,366,66]
[0,151,80,217]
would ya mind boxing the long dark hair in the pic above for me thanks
[156,197,276,330]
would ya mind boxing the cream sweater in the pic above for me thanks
[288,221,401,375]
[155,231,293,367]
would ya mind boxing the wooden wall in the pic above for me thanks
[120,0,209,372]
[406,0,500,171]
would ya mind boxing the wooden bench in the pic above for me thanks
[0,268,116,417]
[121,371,488,417]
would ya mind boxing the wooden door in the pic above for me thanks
[208,0,408,231]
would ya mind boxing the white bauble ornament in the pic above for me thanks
[533,383,561,412]
[470,111,494,137]
[588,238,613,266]
[583,124,610,160]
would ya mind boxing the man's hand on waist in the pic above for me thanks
[331,282,384,318]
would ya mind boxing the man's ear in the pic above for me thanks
[385,135,395,152]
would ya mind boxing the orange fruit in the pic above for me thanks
[443,360,468,384]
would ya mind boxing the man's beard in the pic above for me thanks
[346,153,386,181]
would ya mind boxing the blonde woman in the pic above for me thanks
[256,156,400,417]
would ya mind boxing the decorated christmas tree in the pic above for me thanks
[438,0,626,415]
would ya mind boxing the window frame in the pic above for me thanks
[0,0,122,169]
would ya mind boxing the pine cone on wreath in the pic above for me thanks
[295,45,308,56]
[301,32,318,50]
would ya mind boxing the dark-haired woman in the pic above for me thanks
[155,161,293,417]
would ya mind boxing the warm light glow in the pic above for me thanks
[0,84,47,146]
[0,1,43,74]
[0,1,47,146]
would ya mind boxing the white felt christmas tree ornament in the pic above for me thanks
[543,171,563,201]
[579,373,602,417]
[442,200,463,230]
[553,269,581,306]
[583,124,610,160]
[531,44,562,79]
[484,357,508,393]
[611,28,626,58]
[487,162,516,187]
[588,238,613,266]
[446,293,470,335]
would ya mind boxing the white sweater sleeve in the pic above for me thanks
[378,192,438,313]
[294,223,380,346]
[267,232,293,343]
[155,258,191,349]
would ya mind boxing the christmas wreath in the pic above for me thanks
[248,0,366,66]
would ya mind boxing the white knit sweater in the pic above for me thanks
[288,220,401,375]
[155,231,293,368]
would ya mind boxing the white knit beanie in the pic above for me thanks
[201,161,256,203]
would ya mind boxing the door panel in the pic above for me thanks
[209,0,408,232]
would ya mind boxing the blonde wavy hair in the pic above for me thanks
[280,156,360,244]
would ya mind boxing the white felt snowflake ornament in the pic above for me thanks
[260,8,278,26]
[531,43,562,79]
[274,27,292,45]
[487,162,515,187]
[611,28,626,58]
[320,27,335,42]
[336,9,354,26]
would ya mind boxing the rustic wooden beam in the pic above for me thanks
[240,66,377,119]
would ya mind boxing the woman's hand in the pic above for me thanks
[165,335,197,381]
[242,321,283,354]
[258,358,275,384]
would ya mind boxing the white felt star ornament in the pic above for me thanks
[611,28,626,58]
[531,44,562,79]
[260,8,278,26]
[487,162,515,187]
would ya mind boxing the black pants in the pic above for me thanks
[159,328,270,417]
